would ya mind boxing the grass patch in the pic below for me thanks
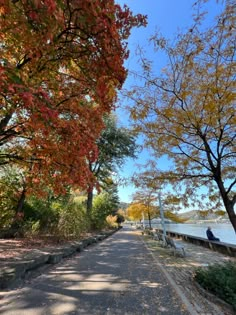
[194,261,236,310]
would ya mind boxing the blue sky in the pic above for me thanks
[115,0,223,204]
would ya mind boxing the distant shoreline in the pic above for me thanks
[185,219,230,224]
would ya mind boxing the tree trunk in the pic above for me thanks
[214,175,236,233]
[16,188,26,216]
[86,188,94,218]
[148,213,152,229]
[10,188,26,233]
[224,200,236,233]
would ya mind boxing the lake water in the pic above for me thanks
[152,223,236,245]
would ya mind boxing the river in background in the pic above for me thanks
[152,223,236,245]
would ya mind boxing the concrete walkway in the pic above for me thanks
[0,227,191,315]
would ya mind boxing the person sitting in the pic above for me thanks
[206,226,220,241]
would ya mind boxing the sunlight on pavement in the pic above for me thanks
[49,301,76,315]
[139,280,162,288]
[66,273,130,292]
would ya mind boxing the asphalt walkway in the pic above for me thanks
[0,227,190,315]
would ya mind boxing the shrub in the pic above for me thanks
[194,262,236,310]
[21,196,89,239]
[0,208,15,229]
[22,220,41,237]
[91,193,115,229]
[56,202,89,239]
[106,215,118,228]
[0,166,23,229]
[23,198,60,233]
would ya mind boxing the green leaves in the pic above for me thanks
[195,262,236,310]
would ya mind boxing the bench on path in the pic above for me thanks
[142,229,154,237]
[141,230,185,255]
[153,231,166,247]
[165,236,186,257]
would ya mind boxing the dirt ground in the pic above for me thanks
[0,232,97,259]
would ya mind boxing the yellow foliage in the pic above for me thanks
[127,2,235,230]
[126,203,146,220]
[117,209,126,218]
[165,211,188,223]
[215,210,226,216]
[106,215,118,228]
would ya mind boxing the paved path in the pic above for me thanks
[0,227,190,315]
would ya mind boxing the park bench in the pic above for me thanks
[165,236,186,257]
[153,232,165,246]
[142,229,154,237]
[141,228,148,235]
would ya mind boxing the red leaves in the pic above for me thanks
[45,0,56,13]
[20,92,34,106]
[0,0,146,196]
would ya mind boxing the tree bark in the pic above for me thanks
[214,175,236,233]
[15,188,26,216]
[10,188,26,233]
[224,199,236,233]
[148,213,152,229]
[86,188,93,218]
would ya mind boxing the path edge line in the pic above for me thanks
[140,237,198,315]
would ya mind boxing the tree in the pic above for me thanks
[131,190,159,228]
[116,209,126,225]
[164,211,188,224]
[91,189,118,229]
[103,181,120,215]
[126,202,146,222]
[132,170,192,224]
[128,2,236,231]
[86,114,137,215]
[0,0,146,197]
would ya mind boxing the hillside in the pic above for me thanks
[178,210,228,222]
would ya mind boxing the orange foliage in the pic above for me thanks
[0,0,146,195]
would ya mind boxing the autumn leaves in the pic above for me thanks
[127,2,236,231]
[0,0,145,197]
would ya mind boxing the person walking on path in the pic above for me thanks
[206,226,220,241]
[0,226,192,315]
